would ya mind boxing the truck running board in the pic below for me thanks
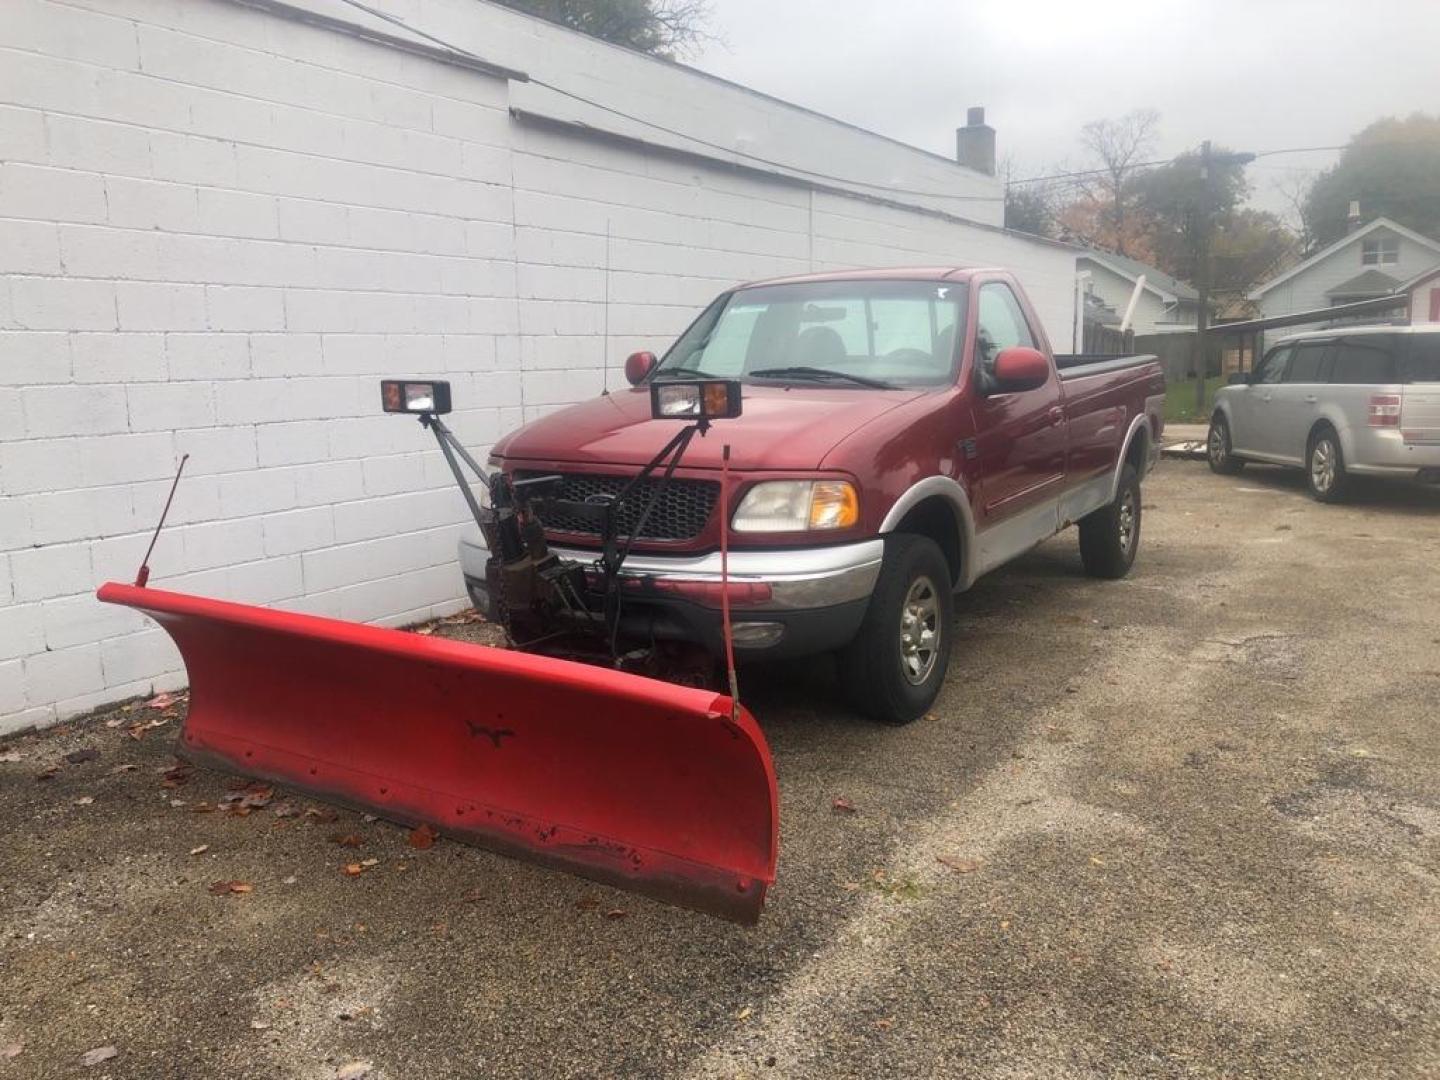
[97,582,779,924]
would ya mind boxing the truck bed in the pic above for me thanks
[1053,353,1160,380]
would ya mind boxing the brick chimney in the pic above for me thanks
[956,106,996,176]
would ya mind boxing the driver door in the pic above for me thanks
[969,282,1065,523]
[1229,344,1290,457]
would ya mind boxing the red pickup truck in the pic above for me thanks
[463,267,1165,723]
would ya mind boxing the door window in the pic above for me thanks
[1285,342,1330,383]
[975,283,1035,377]
[1329,336,1399,384]
[1255,346,1291,384]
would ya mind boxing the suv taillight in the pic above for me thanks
[1367,394,1401,427]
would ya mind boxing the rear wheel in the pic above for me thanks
[1207,413,1244,474]
[839,534,953,725]
[1079,463,1141,579]
[1307,427,1351,503]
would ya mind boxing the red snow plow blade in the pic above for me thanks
[97,582,779,923]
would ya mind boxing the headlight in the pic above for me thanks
[732,480,858,532]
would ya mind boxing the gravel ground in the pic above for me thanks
[2,460,1438,1080]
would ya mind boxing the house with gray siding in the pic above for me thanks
[1248,217,1440,350]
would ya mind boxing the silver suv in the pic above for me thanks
[1207,325,1440,501]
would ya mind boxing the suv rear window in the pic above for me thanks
[1329,335,1399,384]
[1404,334,1440,382]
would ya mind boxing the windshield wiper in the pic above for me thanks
[749,366,895,390]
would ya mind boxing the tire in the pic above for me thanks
[838,534,953,725]
[1079,463,1141,579]
[1207,413,1244,475]
[1306,427,1351,503]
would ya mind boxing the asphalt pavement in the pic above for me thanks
[2,459,1438,1079]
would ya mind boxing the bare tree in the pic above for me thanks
[1271,170,1318,253]
[1078,109,1161,256]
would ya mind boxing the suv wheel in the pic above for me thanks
[1207,413,1244,474]
[1307,428,1351,503]
[838,534,953,725]
[1079,463,1141,579]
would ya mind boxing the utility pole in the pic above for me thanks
[1192,141,1255,416]
[1193,141,1212,417]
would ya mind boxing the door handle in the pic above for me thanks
[1047,406,1064,426]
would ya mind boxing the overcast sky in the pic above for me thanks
[691,0,1440,221]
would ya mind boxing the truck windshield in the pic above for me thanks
[657,280,967,388]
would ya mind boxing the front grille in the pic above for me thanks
[515,471,718,542]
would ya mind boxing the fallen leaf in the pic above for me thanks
[415,625,435,635]
[36,766,60,782]
[190,801,216,813]
[574,897,600,910]
[145,691,182,710]
[874,1017,895,1032]
[605,908,627,920]
[81,1045,119,1066]
[336,1063,372,1080]
[999,919,1011,931]
[272,801,299,818]
[359,858,379,867]
[105,717,126,728]
[74,796,94,806]
[189,845,210,856]
[936,855,982,874]
[0,750,21,763]
[361,813,377,823]
[1,1043,21,1059]
[831,796,857,814]
[330,833,364,848]
[249,1020,270,1031]
[161,765,194,788]
[408,823,437,849]
[282,875,298,885]
[207,880,253,896]
[109,763,139,775]
[343,863,364,877]
[463,888,484,903]
[1088,855,1106,867]
[305,808,338,823]
[65,748,100,765]
[736,1005,753,1021]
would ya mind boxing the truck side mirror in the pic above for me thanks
[625,351,657,386]
[991,346,1049,393]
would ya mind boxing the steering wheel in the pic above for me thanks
[881,347,935,367]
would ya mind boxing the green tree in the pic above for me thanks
[494,0,712,58]
[1004,185,1056,237]
[1132,148,1250,282]
[1303,114,1440,247]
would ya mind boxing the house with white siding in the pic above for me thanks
[1076,250,1199,336]
[0,0,1080,733]
[1248,216,1440,349]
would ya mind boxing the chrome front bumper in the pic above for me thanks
[458,532,883,611]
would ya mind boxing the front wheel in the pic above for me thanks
[1307,428,1351,503]
[1078,463,1141,579]
[838,534,953,725]
[1208,413,1244,474]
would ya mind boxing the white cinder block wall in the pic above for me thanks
[0,0,1078,733]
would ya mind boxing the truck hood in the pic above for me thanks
[493,384,925,471]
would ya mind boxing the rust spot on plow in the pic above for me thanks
[462,720,516,747]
